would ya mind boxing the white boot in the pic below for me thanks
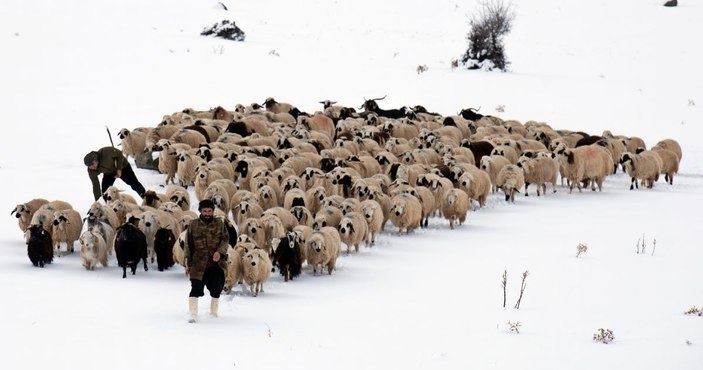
[188,297,198,323]
[210,298,219,317]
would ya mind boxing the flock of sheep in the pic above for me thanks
[12,96,683,295]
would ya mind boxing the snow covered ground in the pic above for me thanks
[1,0,701,369]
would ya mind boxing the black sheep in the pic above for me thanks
[154,228,176,272]
[273,231,305,282]
[26,224,53,267]
[461,139,495,167]
[114,222,148,278]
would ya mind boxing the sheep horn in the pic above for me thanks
[371,95,387,101]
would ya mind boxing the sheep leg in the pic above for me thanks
[524,183,530,196]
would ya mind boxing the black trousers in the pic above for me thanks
[189,266,225,298]
[101,164,146,201]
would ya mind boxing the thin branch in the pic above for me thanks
[513,270,529,309]
[501,270,507,308]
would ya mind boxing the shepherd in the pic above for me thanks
[84,146,146,202]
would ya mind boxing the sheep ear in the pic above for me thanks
[567,152,575,164]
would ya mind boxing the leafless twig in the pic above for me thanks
[513,270,528,309]
[501,270,507,308]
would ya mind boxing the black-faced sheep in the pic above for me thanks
[26,224,53,267]
[51,209,82,256]
[480,155,511,193]
[457,169,491,208]
[338,211,369,254]
[620,151,662,190]
[495,164,525,203]
[114,221,149,278]
[118,128,148,160]
[440,188,470,229]
[312,206,344,230]
[388,193,423,234]
[30,200,73,233]
[243,247,271,297]
[517,156,558,196]
[305,226,342,275]
[11,198,49,234]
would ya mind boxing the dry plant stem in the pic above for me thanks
[651,238,656,256]
[501,270,507,308]
[513,270,528,309]
[636,237,641,254]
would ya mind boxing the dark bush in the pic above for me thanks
[201,20,246,42]
[461,0,515,71]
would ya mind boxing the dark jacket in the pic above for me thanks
[87,147,128,200]
[183,217,229,280]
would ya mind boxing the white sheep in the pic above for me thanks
[305,226,342,275]
[440,188,470,229]
[620,151,662,190]
[338,211,369,254]
[290,205,314,227]
[51,208,82,256]
[652,138,682,163]
[175,150,205,188]
[388,193,423,234]
[495,164,525,203]
[457,169,491,208]
[172,230,187,267]
[517,155,558,196]
[243,247,271,297]
[165,185,191,211]
[651,147,680,185]
[79,226,109,270]
[238,217,266,250]
[359,199,384,245]
[283,188,307,210]
[224,243,248,294]
[104,186,138,205]
[480,155,510,194]
[30,200,74,233]
[312,206,344,230]
[117,128,148,160]
[233,199,264,227]
[153,139,190,185]
[11,198,49,234]
[557,145,613,193]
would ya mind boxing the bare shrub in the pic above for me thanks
[460,0,515,71]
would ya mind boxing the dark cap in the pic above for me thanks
[198,199,216,211]
[83,151,99,166]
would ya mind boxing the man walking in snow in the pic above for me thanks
[183,199,229,323]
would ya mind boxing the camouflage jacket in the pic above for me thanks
[183,217,229,280]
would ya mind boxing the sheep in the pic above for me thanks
[257,184,279,210]
[621,136,647,154]
[173,230,188,268]
[263,97,297,115]
[50,208,82,256]
[338,211,369,254]
[243,247,271,297]
[136,209,180,264]
[456,169,491,208]
[651,147,679,185]
[596,137,627,173]
[491,145,519,164]
[312,206,344,230]
[339,197,362,216]
[141,189,168,209]
[620,151,662,190]
[114,220,149,278]
[79,226,109,270]
[232,199,264,227]
[262,206,299,231]
[557,145,613,193]
[153,139,190,185]
[194,164,226,201]
[517,155,558,196]
[440,188,470,230]
[30,200,74,233]
[26,224,53,267]
[104,186,139,206]
[652,138,682,163]
[480,155,511,193]
[403,186,436,228]
[175,150,205,188]
[165,185,191,211]
[204,180,237,215]
[305,226,342,275]
[283,187,308,210]
[260,213,287,256]
[306,186,328,215]
[11,198,49,234]
[388,193,423,234]
[358,199,384,245]
[238,217,266,251]
[290,205,314,227]
[154,227,177,272]
[170,128,208,148]
[271,230,306,282]
[224,243,247,294]
[495,164,525,203]
[117,128,148,160]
